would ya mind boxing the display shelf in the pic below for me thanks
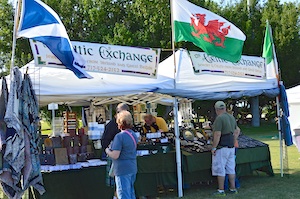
[63,112,77,136]
[53,117,64,136]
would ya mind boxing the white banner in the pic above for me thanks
[189,51,266,79]
[30,40,160,78]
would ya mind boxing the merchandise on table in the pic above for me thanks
[39,133,96,166]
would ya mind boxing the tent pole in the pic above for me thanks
[173,97,183,197]
[109,104,113,120]
[267,21,283,177]
[52,109,55,136]
[170,0,183,197]
[276,96,283,177]
[269,23,283,177]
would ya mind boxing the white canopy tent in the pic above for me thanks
[15,60,175,107]
[286,85,300,152]
[158,49,288,179]
[157,49,279,100]
[3,49,281,198]
[5,59,186,196]
[11,49,280,106]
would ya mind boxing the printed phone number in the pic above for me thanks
[86,66,120,73]
[225,71,245,77]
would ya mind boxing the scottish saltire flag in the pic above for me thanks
[172,0,246,62]
[17,0,92,79]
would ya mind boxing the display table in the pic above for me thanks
[29,166,114,199]
[29,145,273,199]
[182,146,273,185]
[135,145,273,197]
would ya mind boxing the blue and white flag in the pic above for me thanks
[17,0,92,79]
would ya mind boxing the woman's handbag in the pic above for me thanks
[109,162,115,177]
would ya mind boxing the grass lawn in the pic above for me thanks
[40,120,52,136]
[159,122,300,199]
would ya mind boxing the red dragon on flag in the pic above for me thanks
[190,13,231,48]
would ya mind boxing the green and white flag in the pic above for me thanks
[262,21,278,79]
[172,0,246,63]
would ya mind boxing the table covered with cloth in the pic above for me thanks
[28,144,273,199]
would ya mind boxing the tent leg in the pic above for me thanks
[173,98,183,197]
[276,96,283,177]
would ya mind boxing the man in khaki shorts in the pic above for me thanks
[211,101,240,196]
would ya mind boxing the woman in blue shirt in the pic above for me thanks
[105,110,138,199]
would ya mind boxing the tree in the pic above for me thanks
[0,0,14,75]
[261,0,300,88]
[1,0,300,88]
[0,0,33,75]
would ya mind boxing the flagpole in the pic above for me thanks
[10,0,22,76]
[268,22,283,177]
[170,0,183,197]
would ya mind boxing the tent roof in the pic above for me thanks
[16,61,174,106]
[6,49,281,107]
[286,85,300,104]
[286,85,300,150]
[157,49,279,100]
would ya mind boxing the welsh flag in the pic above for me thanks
[262,21,278,79]
[172,0,246,63]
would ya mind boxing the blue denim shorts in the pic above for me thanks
[115,173,136,199]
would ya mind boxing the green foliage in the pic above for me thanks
[39,106,52,125]
[0,0,32,74]
[1,0,300,87]
[0,0,14,75]
[192,100,215,122]
[39,104,83,127]
[261,0,300,86]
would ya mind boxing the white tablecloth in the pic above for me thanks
[41,159,107,172]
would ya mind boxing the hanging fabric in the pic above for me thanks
[0,68,45,198]
[0,67,24,199]
[0,77,9,150]
[20,73,45,194]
